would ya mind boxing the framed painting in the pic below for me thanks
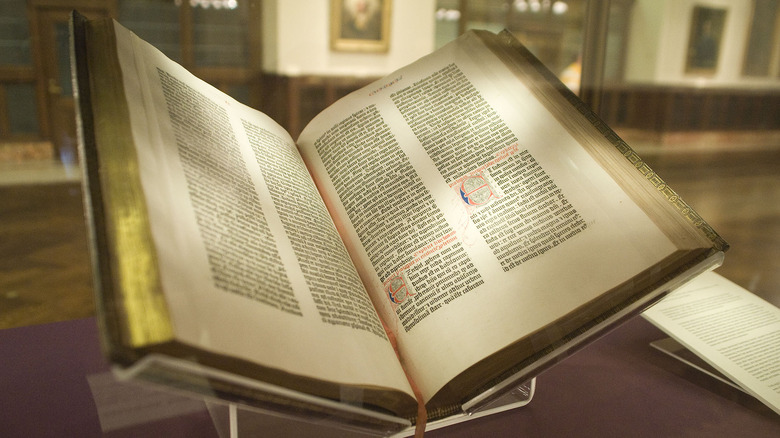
[685,6,727,74]
[330,0,391,52]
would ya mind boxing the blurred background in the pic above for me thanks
[1,0,778,329]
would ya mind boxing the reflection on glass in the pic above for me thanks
[193,0,249,68]
[119,0,182,62]
[603,1,630,84]
[6,83,39,136]
[435,0,461,49]
[55,22,73,97]
[435,0,587,90]
[505,0,585,80]
[742,0,779,77]
[0,0,31,66]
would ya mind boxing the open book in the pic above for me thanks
[72,12,727,429]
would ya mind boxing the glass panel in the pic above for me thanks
[599,1,780,134]
[597,1,779,315]
[437,1,587,89]
[435,0,461,50]
[6,83,40,135]
[505,0,586,79]
[55,21,73,97]
[742,0,779,77]
[603,1,629,84]
[0,0,32,66]
[463,0,510,33]
[193,0,248,67]
[119,0,182,62]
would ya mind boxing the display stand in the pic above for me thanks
[106,252,723,436]
[650,337,748,393]
[113,352,534,437]
[203,379,536,438]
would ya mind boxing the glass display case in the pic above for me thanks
[0,1,778,436]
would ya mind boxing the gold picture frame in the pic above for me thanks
[330,0,391,52]
[685,6,727,75]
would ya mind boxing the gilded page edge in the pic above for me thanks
[87,18,174,347]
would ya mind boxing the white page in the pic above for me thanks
[112,22,414,399]
[644,271,780,415]
[298,32,679,401]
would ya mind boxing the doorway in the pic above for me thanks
[30,1,115,162]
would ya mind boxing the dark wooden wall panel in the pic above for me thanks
[596,85,780,133]
[260,74,780,140]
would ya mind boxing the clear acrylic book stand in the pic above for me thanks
[204,379,535,437]
[103,253,722,437]
[112,352,534,437]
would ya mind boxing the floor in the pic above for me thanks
[0,134,778,329]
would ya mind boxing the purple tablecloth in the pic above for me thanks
[1,317,777,437]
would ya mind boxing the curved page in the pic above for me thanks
[297,32,681,404]
[111,22,415,406]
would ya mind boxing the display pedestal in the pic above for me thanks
[204,379,535,437]
[100,255,723,436]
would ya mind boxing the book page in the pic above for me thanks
[297,32,680,402]
[643,271,780,415]
[110,23,413,401]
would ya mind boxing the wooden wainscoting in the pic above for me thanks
[260,74,780,142]
[598,84,780,134]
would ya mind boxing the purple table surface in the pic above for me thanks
[0,318,217,438]
[1,316,778,437]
